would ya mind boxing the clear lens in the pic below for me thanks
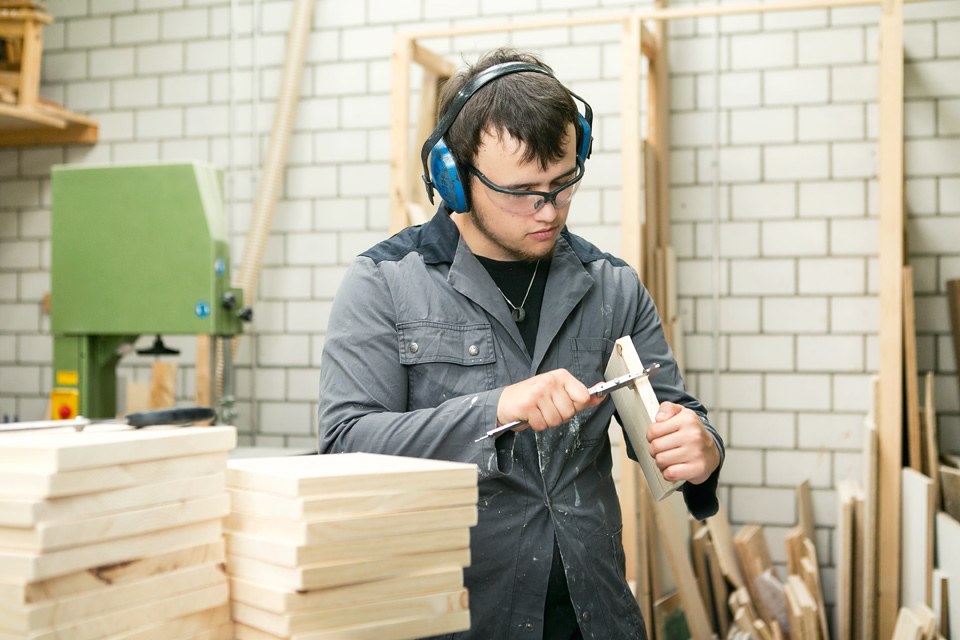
[470,159,584,215]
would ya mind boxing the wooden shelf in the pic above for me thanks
[0,100,97,146]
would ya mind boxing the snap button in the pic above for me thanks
[524,623,534,631]
[582,611,591,622]
[468,344,479,356]
[409,342,419,353]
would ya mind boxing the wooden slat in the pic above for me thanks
[876,0,906,635]
[949,279,960,401]
[797,480,816,542]
[194,336,211,407]
[707,503,746,590]
[892,607,924,640]
[149,362,176,410]
[411,42,456,77]
[942,466,960,523]
[904,266,922,471]
[922,372,940,508]
[901,468,934,610]
[704,535,731,636]
[863,406,880,639]
[233,609,470,640]
[389,35,413,234]
[936,512,960,637]
[837,480,857,640]
[226,453,476,498]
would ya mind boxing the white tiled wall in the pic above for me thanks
[1,0,959,612]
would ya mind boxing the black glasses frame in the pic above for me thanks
[465,157,585,212]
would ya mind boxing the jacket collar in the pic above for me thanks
[433,206,596,369]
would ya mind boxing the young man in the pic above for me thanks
[318,48,722,639]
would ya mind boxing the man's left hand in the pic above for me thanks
[646,401,720,485]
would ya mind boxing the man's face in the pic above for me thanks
[458,123,579,263]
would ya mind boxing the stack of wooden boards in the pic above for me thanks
[224,453,478,640]
[0,425,236,640]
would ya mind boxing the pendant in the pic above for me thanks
[512,308,526,322]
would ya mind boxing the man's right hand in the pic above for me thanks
[495,369,603,434]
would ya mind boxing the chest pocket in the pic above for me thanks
[570,337,614,386]
[398,321,497,409]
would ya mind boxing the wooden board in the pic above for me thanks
[0,541,224,606]
[232,588,467,636]
[0,426,235,473]
[837,480,858,640]
[107,606,231,640]
[948,279,960,401]
[942,466,960,523]
[225,504,475,547]
[0,494,229,552]
[0,473,224,527]
[904,267,922,472]
[931,569,948,639]
[229,567,463,614]
[227,547,470,592]
[149,362,176,410]
[797,480,816,542]
[604,336,682,500]
[0,582,227,640]
[233,608,470,640]
[0,564,226,633]
[225,526,470,568]
[935,512,960,639]
[0,519,223,582]
[901,468,934,609]
[704,536,731,636]
[923,372,940,508]
[891,607,923,640]
[0,453,227,500]
[863,414,879,640]
[226,454,477,498]
[227,485,478,520]
[876,1,906,635]
[800,541,829,640]
[707,503,746,589]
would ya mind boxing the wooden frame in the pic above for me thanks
[0,7,97,146]
[389,0,921,637]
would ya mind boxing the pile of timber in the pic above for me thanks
[224,453,478,640]
[0,425,236,640]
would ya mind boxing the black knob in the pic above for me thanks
[222,292,237,310]
[237,307,253,322]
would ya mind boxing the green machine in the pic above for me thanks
[50,162,251,420]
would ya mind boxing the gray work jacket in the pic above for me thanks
[318,207,723,640]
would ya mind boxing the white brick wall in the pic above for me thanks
[1,1,958,613]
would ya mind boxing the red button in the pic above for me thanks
[58,404,72,419]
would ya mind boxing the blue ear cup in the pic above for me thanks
[576,112,592,164]
[428,137,470,213]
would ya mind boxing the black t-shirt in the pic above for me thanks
[476,255,583,640]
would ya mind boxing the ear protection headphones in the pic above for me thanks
[420,61,594,213]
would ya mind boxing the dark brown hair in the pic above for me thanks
[437,48,579,171]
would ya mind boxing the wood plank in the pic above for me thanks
[948,279,960,401]
[904,266,922,471]
[226,547,470,592]
[935,512,960,640]
[389,35,413,234]
[0,541,224,606]
[0,473,224,527]
[0,494,229,552]
[707,503,746,590]
[836,480,858,640]
[149,362,176,410]
[410,42,455,78]
[0,426,236,473]
[931,569,948,639]
[226,453,476,498]
[225,526,470,567]
[784,527,805,576]
[0,452,227,500]
[604,336,682,500]
[797,480,816,542]
[892,607,924,640]
[0,563,226,633]
[901,468,934,609]
[0,519,223,582]
[194,336,211,407]
[228,567,463,614]
[111,607,231,640]
[876,0,906,636]
[232,588,467,636]
[234,608,470,640]
[704,535,731,636]
[863,410,880,640]
[691,527,712,621]
[800,542,829,640]
[0,582,227,640]
[923,372,940,508]
[942,466,960,523]
[227,485,478,520]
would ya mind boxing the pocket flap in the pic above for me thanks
[397,321,496,366]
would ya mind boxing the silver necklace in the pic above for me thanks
[498,261,539,323]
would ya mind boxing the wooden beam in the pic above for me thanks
[948,279,960,401]
[904,266,922,471]
[900,468,934,610]
[411,43,456,78]
[389,35,414,235]
[876,0,905,636]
